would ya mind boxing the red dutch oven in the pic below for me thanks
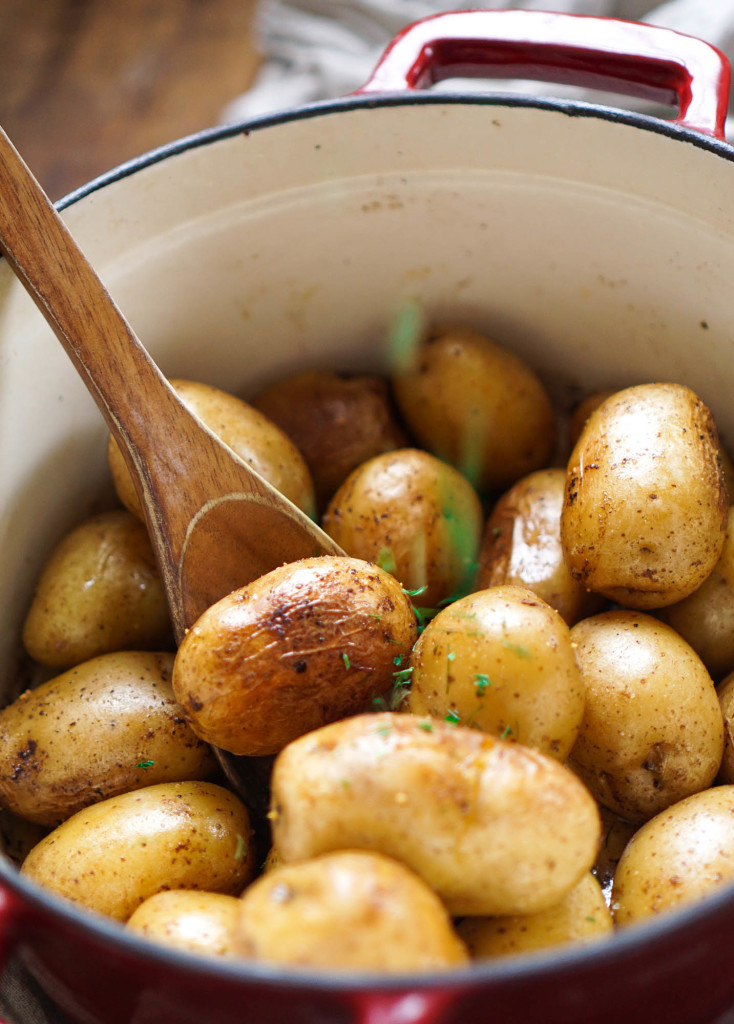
[3,9,734,1024]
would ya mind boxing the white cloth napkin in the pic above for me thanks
[221,0,734,139]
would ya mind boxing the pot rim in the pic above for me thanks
[6,86,734,994]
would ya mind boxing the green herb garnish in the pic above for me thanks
[445,708,460,725]
[342,652,351,670]
[136,760,154,770]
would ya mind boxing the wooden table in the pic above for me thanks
[0,0,260,201]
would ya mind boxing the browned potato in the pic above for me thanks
[232,850,468,972]
[0,651,215,826]
[476,469,605,626]
[252,371,407,510]
[322,448,482,607]
[108,379,316,520]
[457,873,613,959]
[561,383,728,609]
[612,785,734,926]
[127,890,241,957]
[406,585,585,761]
[270,713,601,917]
[390,325,555,493]
[172,556,417,756]
[22,510,171,669]
[568,611,724,822]
[21,781,255,921]
[656,506,734,680]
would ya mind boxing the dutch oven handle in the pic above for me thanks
[355,8,730,140]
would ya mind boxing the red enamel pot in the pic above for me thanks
[3,9,734,1024]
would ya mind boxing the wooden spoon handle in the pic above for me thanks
[0,126,184,467]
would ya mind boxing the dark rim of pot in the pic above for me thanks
[4,87,734,993]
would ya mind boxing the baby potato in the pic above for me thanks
[568,390,617,450]
[252,371,407,511]
[0,651,215,826]
[322,449,482,607]
[232,850,468,972]
[457,873,613,959]
[406,585,585,761]
[656,506,734,680]
[476,469,604,626]
[172,556,417,756]
[127,890,241,957]
[21,781,255,921]
[715,673,734,783]
[108,378,316,520]
[270,712,601,917]
[391,325,555,494]
[612,785,734,926]
[568,611,724,823]
[22,510,172,669]
[561,383,728,609]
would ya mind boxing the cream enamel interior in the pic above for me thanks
[2,99,734,697]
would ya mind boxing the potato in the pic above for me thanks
[406,585,585,761]
[22,510,172,669]
[611,785,734,926]
[656,506,734,680]
[561,383,728,609]
[252,371,407,510]
[457,873,613,959]
[0,651,215,826]
[172,556,417,756]
[568,611,724,822]
[322,448,482,607]
[270,712,601,917]
[21,781,255,921]
[108,378,316,520]
[715,672,734,784]
[568,390,617,450]
[232,850,468,972]
[127,890,241,957]
[476,469,604,626]
[390,325,555,493]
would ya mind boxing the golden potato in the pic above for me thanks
[656,506,734,680]
[252,371,407,510]
[612,785,734,926]
[568,611,724,822]
[390,325,555,493]
[457,873,613,959]
[22,510,171,669]
[21,781,255,921]
[172,556,417,756]
[108,378,316,520]
[476,469,604,626]
[561,383,727,609]
[270,712,601,917]
[0,651,215,826]
[127,890,241,957]
[406,585,585,761]
[322,448,482,607]
[232,850,468,972]
[567,390,617,450]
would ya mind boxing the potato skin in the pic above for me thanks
[232,850,468,972]
[21,781,255,921]
[252,371,406,511]
[568,611,724,822]
[270,712,601,917]
[22,510,172,669]
[476,469,604,626]
[406,585,585,761]
[457,873,613,959]
[127,890,241,957]
[108,379,316,520]
[611,786,734,926]
[172,557,417,756]
[656,506,734,680]
[322,448,482,607]
[561,383,728,609]
[0,651,215,826]
[715,673,734,784]
[391,325,555,493]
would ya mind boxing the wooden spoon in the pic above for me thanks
[0,126,344,644]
